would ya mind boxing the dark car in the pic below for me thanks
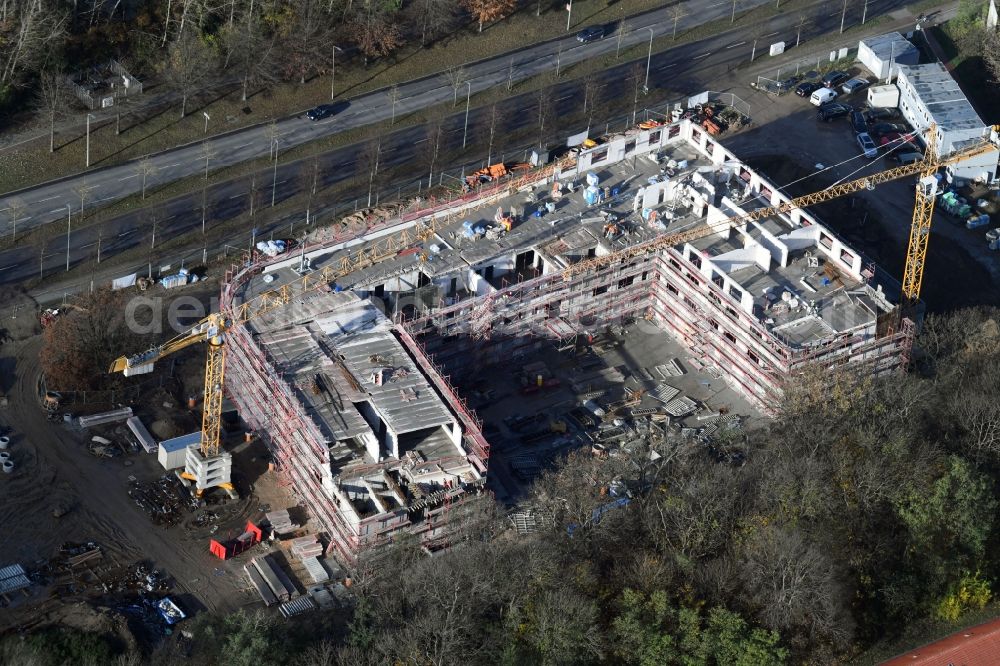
[850,110,867,134]
[822,70,850,88]
[795,81,822,97]
[576,26,605,43]
[817,102,852,122]
[306,104,338,121]
[869,122,909,137]
[865,107,901,122]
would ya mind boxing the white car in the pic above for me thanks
[857,132,878,158]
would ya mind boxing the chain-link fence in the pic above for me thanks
[754,45,859,95]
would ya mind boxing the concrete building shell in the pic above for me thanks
[218,114,913,563]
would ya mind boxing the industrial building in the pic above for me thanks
[218,113,914,561]
[896,62,999,183]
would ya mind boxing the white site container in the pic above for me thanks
[867,84,900,108]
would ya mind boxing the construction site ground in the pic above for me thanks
[474,322,763,504]
[722,75,1000,313]
[0,283,307,633]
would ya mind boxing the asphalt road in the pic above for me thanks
[2,0,850,233]
[0,0,921,288]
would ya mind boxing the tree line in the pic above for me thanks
[0,0,521,119]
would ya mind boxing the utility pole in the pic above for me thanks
[840,0,848,33]
[862,0,869,24]
[566,0,572,31]
[65,204,71,271]
[85,113,94,168]
[330,45,343,100]
[462,81,472,149]
[731,0,738,23]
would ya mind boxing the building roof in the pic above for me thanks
[160,431,200,452]
[252,291,455,442]
[898,62,988,134]
[882,616,1000,665]
[861,32,918,62]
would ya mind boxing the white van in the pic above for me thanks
[810,87,837,106]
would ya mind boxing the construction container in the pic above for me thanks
[158,432,200,470]
[867,84,899,108]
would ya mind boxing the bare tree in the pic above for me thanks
[536,83,554,149]
[671,6,685,40]
[461,0,516,32]
[35,70,69,153]
[407,0,457,46]
[423,112,446,188]
[4,198,26,241]
[387,84,400,125]
[628,62,644,125]
[982,29,1000,83]
[359,139,383,207]
[72,181,92,224]
[248,173,260,217]
[221,17,278,101]
[480,102,500,165]
[442,65,467,106]
[0,3,66,89]
[840,0,849,33]
[351,2,404,62]
[163,29,217,118]
[582,73,601,122]
[135,158,157,199]
[795,14,810,47]
[616,20,629,58]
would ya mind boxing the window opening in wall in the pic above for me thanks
[683,296,696,308]
[709,319,719,329]
[724,331,737,343]
[692,128,703,142]
[690,254,702,269]
[669,258,681,269]
[726,307,738,320]
[705,141,714,156]
[708,290,721,304]
[641,271,648,280]
[593,148,608,162]
[649,130,661,144]
[625,140,636,154]
[760,185,773,201]
[819,233,834,250]
[618,276,635,289]
[840,249,855,265]
[712,272,724,288]
[728,285,743,301]
[587,248,597,258]
[739,167,751,182]
[667,125,680,139]
[748,350,760,364]
[666,282,679,295]
[593,285,608,296]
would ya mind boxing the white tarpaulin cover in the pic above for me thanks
[566,130,589,147]
[112,273,137,290]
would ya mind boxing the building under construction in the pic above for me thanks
[219,112,914,561]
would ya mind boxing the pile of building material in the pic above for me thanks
[126,416,157,453]
[289,535,324,560]
[265,508,298,535]
[302,556,330,584]
[78,408,133,429]
[244,554,294,607]
[279,595,316,618]
[654,359,685,378]
[0,564,31,600]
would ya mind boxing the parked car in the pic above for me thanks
[878,132,918,148]
[576,26,605,43]
[796,81,822,97]
[865,107,901,122]
[811,87,838,106]
[822,70,850,88]
[850,111,868,134]
[306,104,338,121]
[817,102,852,122]
[857,132,878,158]
[870,122,910,137]
[841,77,870,95]
[889,151,924,165]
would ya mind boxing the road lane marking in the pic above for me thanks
[658,63,677,71]
[118,229,135,237]
[726,42,746,49]
[0,264,19,271]
[693,52,712,59]
[762,31,780,38]
[35,195,59,203]
[119,174,139,181]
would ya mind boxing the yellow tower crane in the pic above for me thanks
[109,264,344,496]
[563,124,1000,310]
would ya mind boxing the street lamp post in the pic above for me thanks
[271,138,279,207]
[203,112,210,134]
[65,204,71,271]
[566,0,572,31]
[462,81,472,149]
[85,113,94,168]
[644,27,654,93]
[331,45,343,100]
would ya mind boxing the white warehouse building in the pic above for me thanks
[896,63,998,184]
[858,32,919,81]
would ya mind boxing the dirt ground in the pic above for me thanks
[0,283,302,631]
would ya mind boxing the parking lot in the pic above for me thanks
[723,67,1000,313]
